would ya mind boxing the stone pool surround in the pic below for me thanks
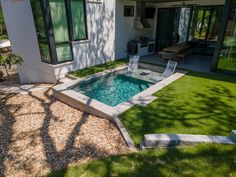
[53,66,186,119]
[53,65,186,148]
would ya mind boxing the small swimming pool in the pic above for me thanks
[72,73,153,107]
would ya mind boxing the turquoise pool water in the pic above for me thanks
[73,74,153,107]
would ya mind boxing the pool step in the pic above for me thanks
[135,95,157,107]
[142,131,236,149]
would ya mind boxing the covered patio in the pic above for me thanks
[140,54,213,72]
[122,0,236,74]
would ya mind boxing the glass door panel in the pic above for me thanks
[31,0,51,63]
[188,6,223,56]
[217,2,236,74]
[49,0,69,43]
[49,0,73,63]
[71,0,87,40]
[178,8,191,43]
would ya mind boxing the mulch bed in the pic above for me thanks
[0,87,128,177]
[0,66,20,86]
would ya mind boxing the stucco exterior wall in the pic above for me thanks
[1,0,226,83]
[1,0,57,83]
[1,0,116,83]
[55,0,116,79]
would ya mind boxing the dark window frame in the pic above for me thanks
[30,0,55,64]
[124,5,135,17]
[49,0,74,64]
[31,0,88,65]
[69,0,88,41]
[213,0,236,74]
[188,5,224,42]
[42,0,59,65]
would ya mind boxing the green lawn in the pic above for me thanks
[120,71,236,145]
[44,144,236,177]
[68,59,128,78]
[217,57,236,75]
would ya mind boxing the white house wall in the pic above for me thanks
[1,0,57,83]
[1,0,116,82]
[2,0,224,83]
[115,0,157,59]
[55,0,116,79]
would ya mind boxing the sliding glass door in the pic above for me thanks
[188,6,223,55]
[190,7,222,41]
[173,7,191,43]
[217,1,236,74]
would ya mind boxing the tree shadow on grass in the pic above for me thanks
[194,84,236,134]
[120,72,236,146]
[46,144,236,177]
[187,71,236,84]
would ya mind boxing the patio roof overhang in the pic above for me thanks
[131,0,191,2]
[130,0,225,6]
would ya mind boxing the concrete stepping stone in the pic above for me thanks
[143,131,236,148]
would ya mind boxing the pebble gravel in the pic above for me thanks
[0,87,127,177]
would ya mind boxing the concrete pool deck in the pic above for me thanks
[53,66,186,120]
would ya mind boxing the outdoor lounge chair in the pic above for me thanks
[150,60,177,82]
[127,55,139,74]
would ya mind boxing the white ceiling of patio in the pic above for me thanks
[130,0,225,6]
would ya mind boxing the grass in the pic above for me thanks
[68,59,128,78]
[44,144,236,177]
[0,35,7,40]
[120,71,236,145]
[217,57,236,74]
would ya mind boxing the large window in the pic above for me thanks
[217,1,236,74]
[71,0,88,40]
[31,0,51,63]
[189,7,223,41]
[49,0,72,63]
[31,0,88,64]
[188,6,223,56]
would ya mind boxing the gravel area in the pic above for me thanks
[0,67,53,94]
[0,88,128,177]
